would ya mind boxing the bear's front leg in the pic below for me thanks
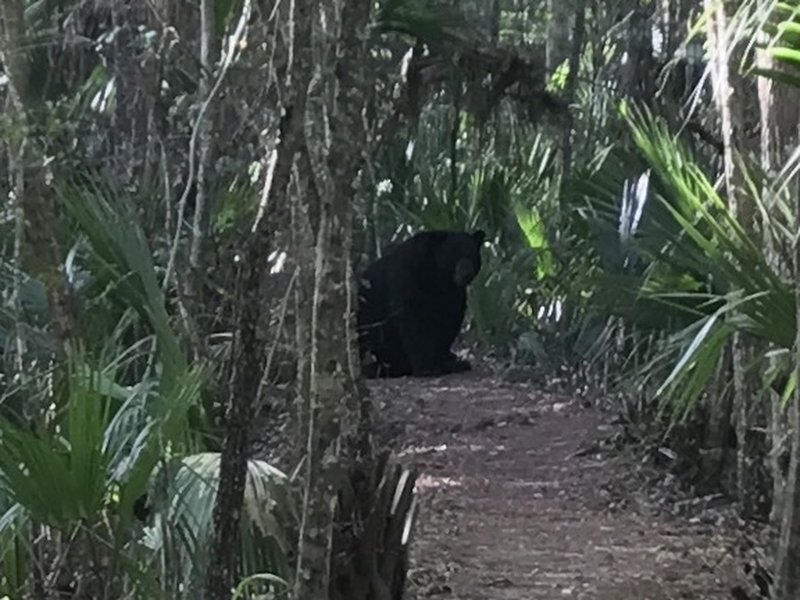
[390,310,445,377]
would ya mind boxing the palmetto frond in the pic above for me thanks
[144,452,295,593]
[577,102,795,417]
[56,172,187,389]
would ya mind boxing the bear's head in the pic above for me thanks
[434,229,486,287]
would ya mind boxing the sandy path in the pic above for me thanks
[369,371,743,599]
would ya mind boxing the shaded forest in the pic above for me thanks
[1,0,800,598]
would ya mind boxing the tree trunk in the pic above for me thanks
[189,0,218,270]
[0,4,76,598]
[292,149,319,469]
[488,0,500,45]
[774,189,800,597]
[0,0,75,349]
[760,6,800,597]
[254,0,316,234]
[183,0,219,360]
[701,345,734,484]
[623,2,654,101]
[757,23,800,530]
[259,0,318,484]
[293,0,370,597]
[546,0,571,73]
[706,0,763,518]
[205,228,267,598]
[206,0,317,594]
[559,0,586,179]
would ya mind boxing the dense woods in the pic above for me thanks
[2,0,800,598]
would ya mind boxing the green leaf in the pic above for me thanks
[55,172,187,391]
[752,66,800,88]
[768,45,800,65]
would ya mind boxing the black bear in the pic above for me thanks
[357,229,485,378]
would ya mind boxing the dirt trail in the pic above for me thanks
[370,370,743,600]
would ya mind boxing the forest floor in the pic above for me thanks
[369,368,752,600]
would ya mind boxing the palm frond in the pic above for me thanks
[145,452,296,594]
[55,172,187,390]
[616,104,794,414]
[0,352,113,526]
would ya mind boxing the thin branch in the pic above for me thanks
[162,0,253,291]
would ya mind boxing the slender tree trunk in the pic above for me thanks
[0,0,75,349]
[1,4,76,598]
[760,6,800,596]
[179,0,219,361]
[488,0,500,45]
[263,0,317,478]
[325,0,370,445]
[206,0,316,594]
[254,0,316,233]
[205,228,267,598]
[560,0,586,179]
[706,0,763,518]
[189,0,218,270]
[292,157,316,468]
[774,183,800,597]
[623,2,654,101]
[760,48,786,525]
[757,25,800,529]
[449,88,460,205]
[546,0,571,73]
[293,0,370,597]
[698,0,743,493]
[702,345,734,483]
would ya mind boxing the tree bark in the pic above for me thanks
[774,147,800,593]
[185,0,219,359]
[760,6,800,597]
[559,0,586,179]
[546,0,571,73]
[293,0,370,597]
[0,0,74,348]
[706,0,763,519]
[254,0,316,234]
[205,229,267,598]
[757,20,800,530]
[189,0,218,270]
[623,2,654,101]
[701,345,733,483]
[1,4,76,598]
[206,0,317,595]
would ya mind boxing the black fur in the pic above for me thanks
[357,229,485,378]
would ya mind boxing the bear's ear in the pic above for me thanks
[472,229,486,245]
